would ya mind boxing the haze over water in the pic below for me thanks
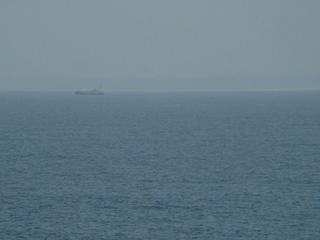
[1,0,320,239]
[1,0,320,91]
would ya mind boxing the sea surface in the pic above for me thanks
[0,91,320,240]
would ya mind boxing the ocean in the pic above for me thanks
[0,91,319,239]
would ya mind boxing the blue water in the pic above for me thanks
[1,91,320,239]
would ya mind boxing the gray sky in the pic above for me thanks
[1,0,319,91]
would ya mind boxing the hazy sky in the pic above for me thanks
[1,0,319,91]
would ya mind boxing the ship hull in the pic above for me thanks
[75,90,104,95]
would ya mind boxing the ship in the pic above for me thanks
[75,88,104,95]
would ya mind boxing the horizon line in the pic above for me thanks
[1,88,320,93]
